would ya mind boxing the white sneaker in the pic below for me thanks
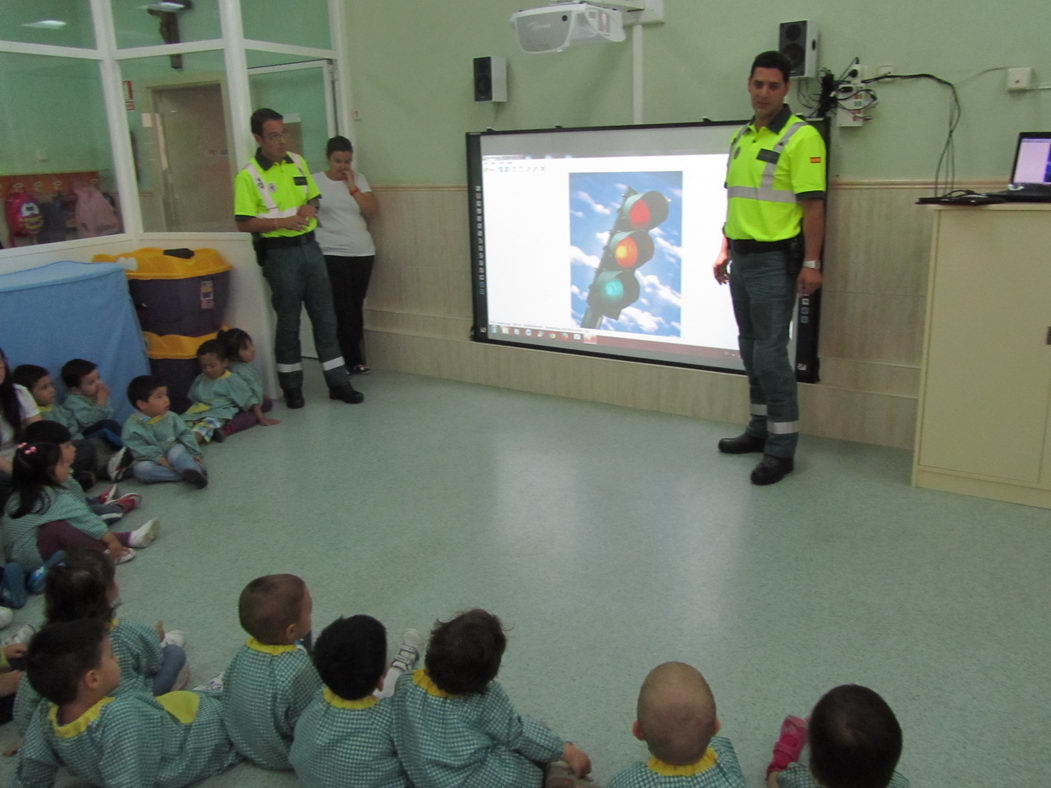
[192,672,224,693]
[1,623,37,646]
[106,447,129,481]
[162,629,186,648]
[129,519,160,548]
[114,548,136,565]
[98,483,120,504]
[0,607,13,630]
[391,628,424,673]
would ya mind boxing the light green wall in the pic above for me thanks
[344,0,1051,184]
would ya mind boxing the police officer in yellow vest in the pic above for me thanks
[234,108,363,408]
[713,51,826,485]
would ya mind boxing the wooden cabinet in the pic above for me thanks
[913,204,1051,508]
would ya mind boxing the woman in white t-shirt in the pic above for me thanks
[313,136,380,374]
[0,346,42,508]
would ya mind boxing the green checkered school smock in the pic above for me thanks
[608,737,745,788]
[13,618,163,735]
[776,762,910,787]
[222,638,321,770]
[391,669,564,788]
[15,690,239,787]
[290,687,410,787]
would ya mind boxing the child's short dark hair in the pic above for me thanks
[424,608,505,695]
[216,328,252,361]
[26,619,109,706]
[313,615,387,700]
[809,684,903,788]
[60,358,97,389]
[23,420,72,445]
[45,550,117,624]
[238,574,307,644]
[11,364,49,391]
[127,375,166,408]
[196,339,224,359]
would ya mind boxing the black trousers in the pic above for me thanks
[324,254,375,368]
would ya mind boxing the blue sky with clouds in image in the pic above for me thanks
[569,171,683,336]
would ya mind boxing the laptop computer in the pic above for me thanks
[985,132,1051,202]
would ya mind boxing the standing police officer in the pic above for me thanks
[713,51,826,485]
[234,108,363,408]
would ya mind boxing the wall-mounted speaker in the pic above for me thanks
[778,20,818,78]
[473,56,508,102]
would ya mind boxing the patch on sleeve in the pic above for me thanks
[810,156,823,164]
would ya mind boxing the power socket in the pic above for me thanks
[1007,67,1033,91]
[844,63,868,82]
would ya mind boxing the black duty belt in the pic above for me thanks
[729,237,796,253]
[259,231,315,249]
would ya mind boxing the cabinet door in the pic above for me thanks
[918,209,1051,483]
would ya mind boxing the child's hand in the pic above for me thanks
[562,743,591,778]
[97,381,110,404]
[103,533,128,560]
[154,621,166,641]
[0,670,23,697]
[2,735,21,757]
[260,415,281,426]
[3,643,27,660]
[157,457,172,469]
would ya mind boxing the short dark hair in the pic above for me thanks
[313,615,387,700]
[127,375,166,408]
[11,364,49,391]
[424,608,505,695]
[750,50,792,84]
[60,358,97,390]
[26,619,109,706]
[809,685,903,788]
[196,339,224,360]
[251,107,283,136]
[325,135,354,158]
[216,328,253,361]
[45,549,117,624]
[238,574,307,644]
[23,420,72,445]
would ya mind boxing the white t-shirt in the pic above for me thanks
[313,170,376,257]
[0,384,40,460]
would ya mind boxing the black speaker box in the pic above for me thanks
[473,56,507,102]
[778,20,818,78]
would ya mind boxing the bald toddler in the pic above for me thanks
[609,661,744,787]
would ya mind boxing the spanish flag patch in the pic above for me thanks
[810,156,823,163]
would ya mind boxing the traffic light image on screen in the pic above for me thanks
[570,171,681,334]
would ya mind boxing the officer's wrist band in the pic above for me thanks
[802,259,821,271]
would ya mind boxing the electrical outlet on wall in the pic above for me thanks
[1006,67,1033,91]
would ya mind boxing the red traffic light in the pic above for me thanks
[622,190,669,231]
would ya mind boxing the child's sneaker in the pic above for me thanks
[27,551,66,595]
[106,446,131,481]
[766,715,808,777]
[0,607,13,630]
[391,628,424,673]
[97,483,120,504]
[129,519,160,548]
[162,629,186,648]
[181,468,208,489]
[99,509,123,523]
[114,493,143,513]
[113,548,137,565]
[0,563,27,609]
[192,672,224,693]
[1,623,37,647]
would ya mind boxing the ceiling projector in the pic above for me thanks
[511,2,626,54]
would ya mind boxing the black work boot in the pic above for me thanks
[329,383,364,404]
[283,388,305,409]
[750,454,794,485]
[717,433,766,454]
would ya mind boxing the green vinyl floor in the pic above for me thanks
[1,369,1047,786]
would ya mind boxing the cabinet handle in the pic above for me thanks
[1047,327,1051,345]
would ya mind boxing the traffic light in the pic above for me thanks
[581,188,669,328]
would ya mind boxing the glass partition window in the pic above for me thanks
[112,0,221,50]
[241,0,331,49]
[0,54,121,246]
[0,0,95,49]
[120,51,237,232]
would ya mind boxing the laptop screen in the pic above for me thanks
[1010,132,1051,186]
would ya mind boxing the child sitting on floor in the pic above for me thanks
[183,340,274,443]
[60,358,124,452]
[23,421,141,525]
[766,684,908,788]
[222,573,322,770]
[392,607,592,788]
[609,661,744,788]
[1,440,158,574]
[123,375,208,489]
[13,549,188,734]
[290,614,422,787]
[16,619,239,786]
[218,328,279,421]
